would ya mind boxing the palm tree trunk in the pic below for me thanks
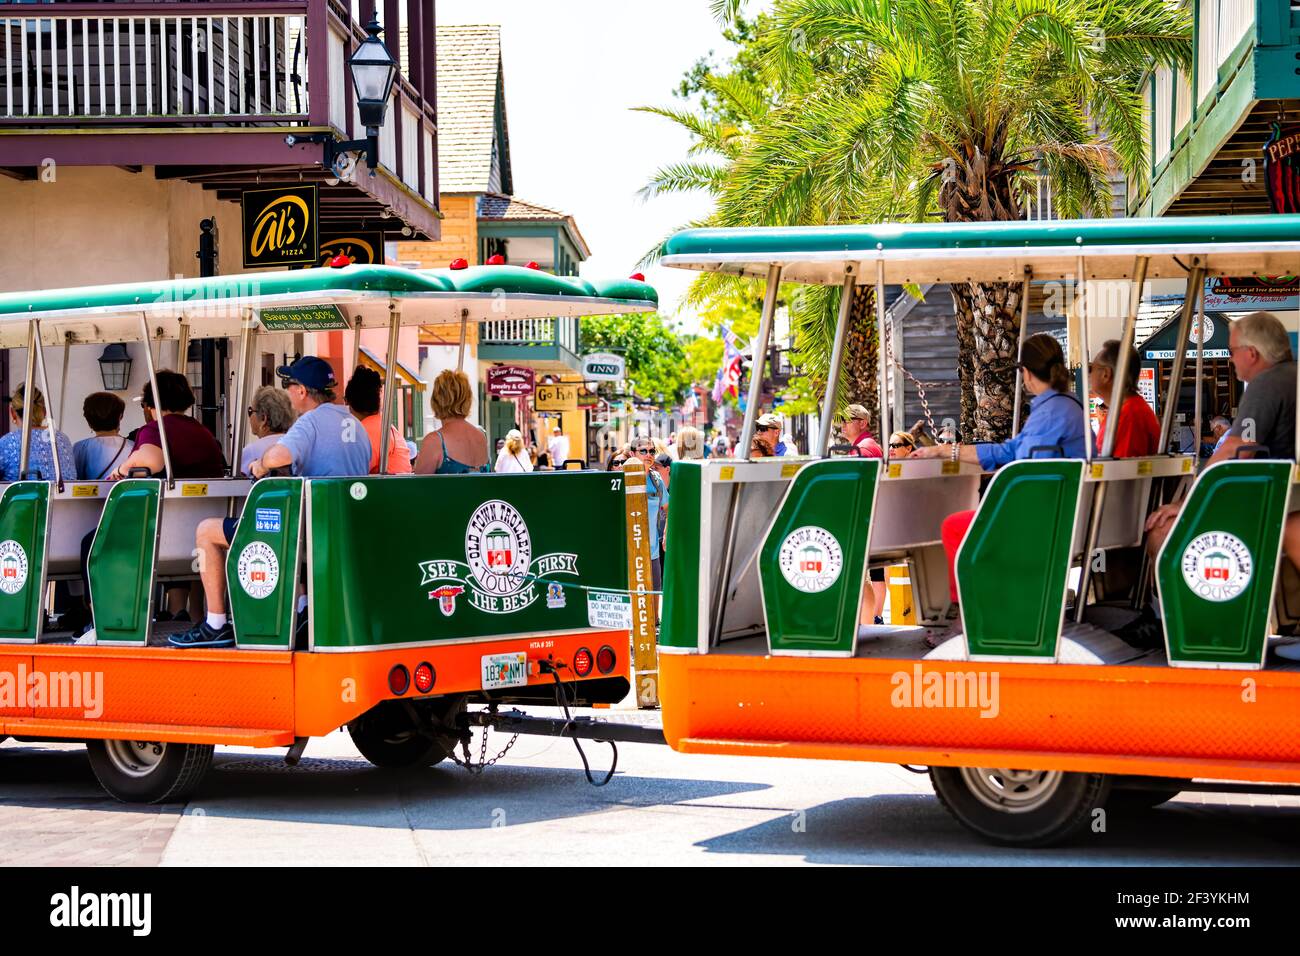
[967,280,1024,442]
[840,284,879,430]
[950,287,977,438]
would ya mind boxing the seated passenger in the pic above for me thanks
[73,392,131,480]
[114,371,225,479]
[841,405,884,458]
[172,357,370,648]
[910,333,1088,642]
[1133,312,1298,653]
[888,431,916,458]
[239,385,296,476]
[344,366,412,475]
[749,413,783,458]
[414,370,489,474]
[0,383,75,481]
[1089,340,1160,458]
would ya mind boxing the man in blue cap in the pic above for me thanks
[172,356,371,648]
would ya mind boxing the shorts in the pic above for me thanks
[222,517,239,544]
[869,567,885,583]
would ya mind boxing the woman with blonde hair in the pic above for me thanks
[0,383,75,482]
[414,369,489,475]
[494,428,534,473]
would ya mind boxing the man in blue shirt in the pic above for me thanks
[173,357,370,648]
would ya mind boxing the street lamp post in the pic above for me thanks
[287,14,398,178]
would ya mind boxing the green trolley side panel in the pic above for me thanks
[88,479,160,645]
[958,459,1083,659]
[0,482,49,642]
[660,461,702,651]
[759,458,878,655]
[227,478,304,649]
[308,473,629,649]
[1156,460,1290,667]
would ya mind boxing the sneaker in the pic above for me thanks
[73,628,96,646]
[173,610,191,624]
[873,615,885,626]
[169,621,235,648]
[1276,642,1300,662]
[154,609,174,623]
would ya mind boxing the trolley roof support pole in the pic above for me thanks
[1076,255,1093,463]
[1158,259,1206,453]
[18,320,36,480]
[875,259,890,441]
[176,321,190,392]
[456,308,469,373]
[378,301,400,475]
[138,313,175,487]
[227,310,255,483]
[1193,277,1207,464]
[1100,256,1150,458]
[1011,266,1032,436]
[57,330,71,434]
[739,264,782,461]
[817,267,857,456]
[30,322,62,490]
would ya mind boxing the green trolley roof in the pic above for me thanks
[0,264,657,348]
[661,215,1300,286]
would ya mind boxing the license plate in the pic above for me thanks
[481,652,529,690]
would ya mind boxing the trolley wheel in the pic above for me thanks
[86,739,214,804]
[930,765,1110,847]
[347,697,463,770]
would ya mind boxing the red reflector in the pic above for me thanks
[629,272,645,281]
[388,665,410,695]
[329,253,352,268]
[596,645,617,675]
[413,662,435,694]
[573,647,593,677]
[449,257,469,270]
[525,261,541,270]
[486,254,506,265]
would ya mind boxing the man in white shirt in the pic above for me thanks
[547,427,570,469]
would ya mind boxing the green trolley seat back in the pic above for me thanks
[1156,459,1290,669]
[0,481,50,642]
[226,478,304,650]
[87,478,161,645]
[660,460,703,652]
[956,459,1084,660]
[759,458,878,656]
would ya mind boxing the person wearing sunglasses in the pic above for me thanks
[239,385,296,476]
[887,431,916,459]
[631,439,669,588]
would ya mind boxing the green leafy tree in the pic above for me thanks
[716,0,1190,441]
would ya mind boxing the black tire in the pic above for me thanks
[1107,781,1187,811]
[347,697,462,769]
[930,765,1111,847]
[86,739,214,804]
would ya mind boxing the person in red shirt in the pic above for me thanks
[1088,340,1160,458]
[841,403,884,458]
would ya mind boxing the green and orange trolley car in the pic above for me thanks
[0,263,658,801]
[656,214,1300,845]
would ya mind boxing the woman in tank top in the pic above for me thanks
[414,370,489,475]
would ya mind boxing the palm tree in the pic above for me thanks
[711,0,1191,440]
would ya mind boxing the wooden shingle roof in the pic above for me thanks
[436,25,511,194]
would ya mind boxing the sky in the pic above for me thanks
[436,0,755,333]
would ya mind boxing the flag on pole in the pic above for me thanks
[712,325,744,403]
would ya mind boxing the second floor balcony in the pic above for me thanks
[478,315,581,374]
[0,0,440,238]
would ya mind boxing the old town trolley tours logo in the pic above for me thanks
[236,541,280,599]
[418,499,580,615]
[1180,531,1253,602]
[0,539,28,595]
[777,525,843,593]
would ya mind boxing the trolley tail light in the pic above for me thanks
[388,665,410,696]
[573,647,593,678]
[413,662,436,694]
[596,645,617,675]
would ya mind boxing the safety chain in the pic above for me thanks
[881,317,945,438]
[447,709,519,775]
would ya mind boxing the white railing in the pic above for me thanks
[1023,175,1054,220]
[482,317,558,345]
[1154,66,1174,163]
[1197,0,1255,104]
[0,12,308,121]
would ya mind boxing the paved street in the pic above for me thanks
[1,711,1297,866]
